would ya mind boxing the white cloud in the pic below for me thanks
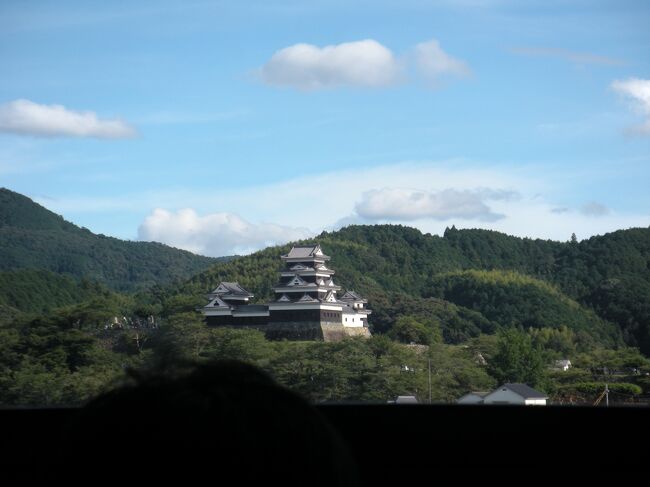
[0,99,137,138]
[581,201,610,217]
[354,188,512,221]
[611,78,650,135]
[414,39,471,85]
[259,38,472,90]
[260,39,401,90]
[137,208,312,257]
[40,161,650,248]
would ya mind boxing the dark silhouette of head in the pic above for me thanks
[61,360,358,485]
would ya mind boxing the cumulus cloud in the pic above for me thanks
[137,208,312,257]
[45,161,649,245]
[260,39,401,90]
[611,78,650,135]
[414,39,471,85]
[0,99,137,138]
[354,188,514,222]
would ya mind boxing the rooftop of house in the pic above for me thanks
[497,383,548,399]
[463,391,491,398]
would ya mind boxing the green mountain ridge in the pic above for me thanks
[173,223,650,352]
[0,188,221,291]
[3,187,647,352]
[1,189,650,406]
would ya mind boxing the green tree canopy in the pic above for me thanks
[488,328,547,389]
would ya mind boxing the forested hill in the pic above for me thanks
[1,206,649,406]
[176,224,650,353]
[0,188,220,291]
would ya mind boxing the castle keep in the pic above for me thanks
[202,244,371,341]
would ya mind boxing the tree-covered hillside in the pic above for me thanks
[174,224,650,353]
[0,269,110,314]
[424,270,618,347]
[144,223,649,405]
[2,192,650,406]
[0,188,221,291]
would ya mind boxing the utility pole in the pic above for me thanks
[594,383,611,407]
[428,358,432,404]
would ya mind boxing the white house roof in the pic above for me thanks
[498,383,548,399]
[395,396,418,404]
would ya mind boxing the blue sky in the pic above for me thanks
[1,0,649,256]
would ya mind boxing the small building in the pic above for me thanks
[553,359,572,372]
[394,396,418,404]
[456,392,490,405]
[482,383,548,406]
[202,244,372,341]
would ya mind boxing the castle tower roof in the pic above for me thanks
[340,290,368,303]
[207,281,254,302]
[281,244,330,261]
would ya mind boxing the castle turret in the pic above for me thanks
[202,244,371,341]
[273,245,340,303]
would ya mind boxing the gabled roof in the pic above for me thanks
[462,391,490,398]
[498,383,548,399]
[287,275,307,286]
[211,282,254,297]
[340,290,367,302]
[324,291,337,302]
[282,244,330,260]
[208,296,230,308]
[298,293,316,302]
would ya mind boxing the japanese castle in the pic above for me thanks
[202,244,371,341]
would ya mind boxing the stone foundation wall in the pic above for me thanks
[342,326,372,338]
[206,318,371,342]
[320,323,347,342]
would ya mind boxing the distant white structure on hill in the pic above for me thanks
[457,383,548,406]
[553,359,572,371]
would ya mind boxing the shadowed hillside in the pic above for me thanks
[0,188,222,291]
